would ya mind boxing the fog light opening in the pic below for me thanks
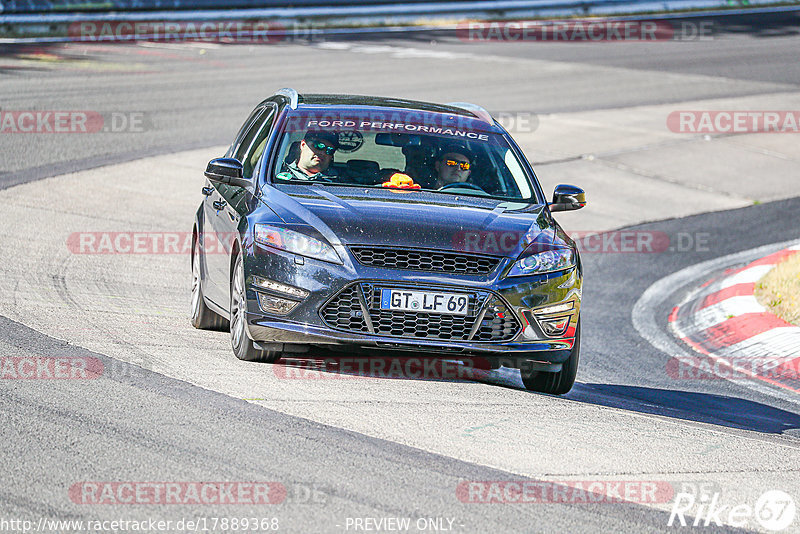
[256,292,300,315]
[539,315,571,337]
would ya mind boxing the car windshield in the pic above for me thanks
[269,108,540,201]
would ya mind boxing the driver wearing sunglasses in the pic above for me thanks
[433,144,473,189]
[278,130,340,181]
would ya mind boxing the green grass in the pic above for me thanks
[755,253,800,326]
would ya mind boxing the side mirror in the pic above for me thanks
[550,184,586,212]
[204,158,251,188]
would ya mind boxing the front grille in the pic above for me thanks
[350,247,501,275]
[319,283,520,342]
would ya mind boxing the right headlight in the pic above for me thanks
[506,248,575,277]
[253,224,341,264]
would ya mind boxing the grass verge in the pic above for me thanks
[755,252,800,326]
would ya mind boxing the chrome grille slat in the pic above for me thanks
[350,247,501,275]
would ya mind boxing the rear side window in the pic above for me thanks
[240,105,277,179]
[229,105,266,158]
[234,107,270,164]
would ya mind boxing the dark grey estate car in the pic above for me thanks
[192,89,586,394]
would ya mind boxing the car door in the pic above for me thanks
[204,103,277,309]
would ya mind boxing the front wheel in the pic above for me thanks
[230,253,281,363]
[520,320,580,395]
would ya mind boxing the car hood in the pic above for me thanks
[259,184,557,258]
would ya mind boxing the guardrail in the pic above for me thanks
[0,0,795,32]
[0,0,625,14]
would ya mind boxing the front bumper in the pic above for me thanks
[241,242,581,363]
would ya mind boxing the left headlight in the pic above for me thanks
[254,224,342,264]
[506,248,576,277]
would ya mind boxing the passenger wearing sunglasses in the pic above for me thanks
[433,145,473,190]
[277,130,340,181]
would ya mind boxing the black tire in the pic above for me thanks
[230,253,281,363]
[190,234,228,331]
[520,320,580,395]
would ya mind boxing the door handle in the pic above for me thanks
[213,200,227,210]
[202,186,214,196]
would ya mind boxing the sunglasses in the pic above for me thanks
[444,159,471,171]
[308,140,336,155]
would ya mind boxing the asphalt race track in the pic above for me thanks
[1,9,799,533]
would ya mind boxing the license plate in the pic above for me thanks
[380,289,469,316]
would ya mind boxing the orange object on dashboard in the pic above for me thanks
[382,173,421,190]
